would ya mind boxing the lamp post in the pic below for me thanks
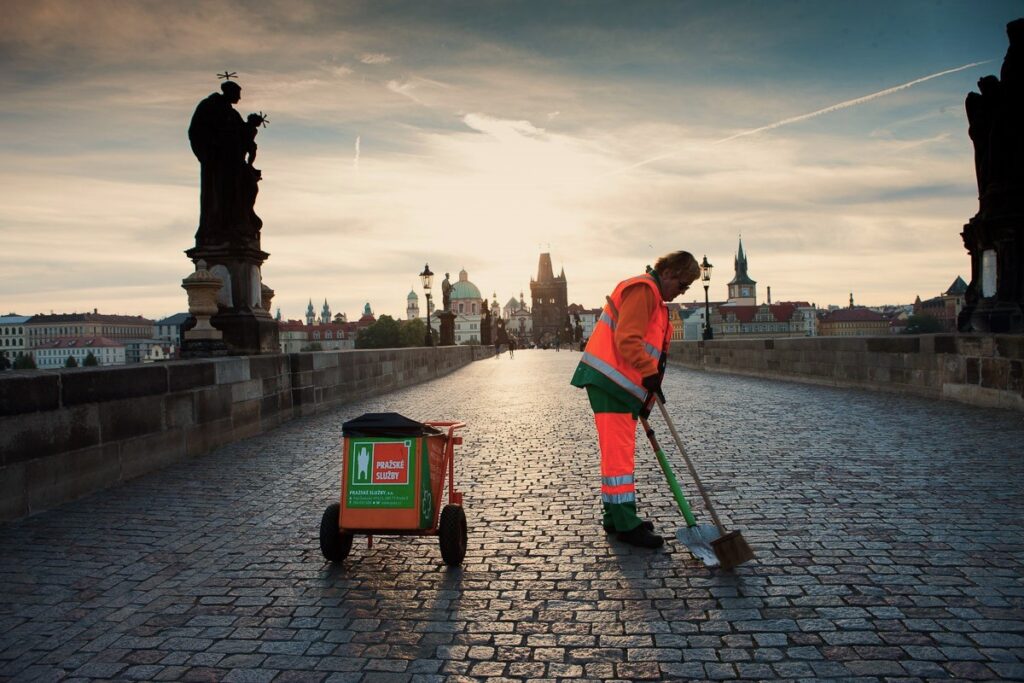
[420,263,434,347]
[701,255,714,340]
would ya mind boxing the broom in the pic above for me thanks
[652,397,755,570]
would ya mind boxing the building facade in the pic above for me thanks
[818,307,890,336]
[26,312,155,349]
[34,337,126,368]
[155,313,190,356]
[913,276,968,332]
[530,252,568,345]
[0,315,30,365]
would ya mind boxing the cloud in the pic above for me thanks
[360,52,393,65]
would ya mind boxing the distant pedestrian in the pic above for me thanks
[570,251,700,549]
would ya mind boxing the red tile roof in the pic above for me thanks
[37,336,124,349]
[820,307,887,323]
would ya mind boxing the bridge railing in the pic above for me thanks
[669,333,1023,411]
[0,346,492,522]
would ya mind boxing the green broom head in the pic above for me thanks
[710,530,755,570]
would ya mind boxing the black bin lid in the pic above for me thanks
[342,412,442,438]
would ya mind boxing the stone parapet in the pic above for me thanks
[0,346,490,521]
[669,334,1024,411]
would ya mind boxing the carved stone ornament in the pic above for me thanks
[182,260,224,340]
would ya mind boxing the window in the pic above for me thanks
[459,303,464,313]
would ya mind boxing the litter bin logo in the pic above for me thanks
[347,439,416,509]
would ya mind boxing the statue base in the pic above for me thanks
[180,337,230,359]
[438,311,456,346]
[186,243,280,355]
[960,213,1024,334]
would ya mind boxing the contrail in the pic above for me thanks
[354,135,361,170]
[615,60,991,174]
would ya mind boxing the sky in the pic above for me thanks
[1,0,1021,321]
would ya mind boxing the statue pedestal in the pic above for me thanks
[185,243,280,354]
[438,311,456,346]
[960,214,1024,333]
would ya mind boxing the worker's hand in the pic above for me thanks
[642,373,666,405]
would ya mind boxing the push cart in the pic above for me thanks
[319,413,468,566]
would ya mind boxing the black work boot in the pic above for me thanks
[603,520,654,534]
[617,525,664,548]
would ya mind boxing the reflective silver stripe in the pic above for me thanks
[599,310,616,331]
[580,352,647,401]
[603,474,634,488]
[644,342,661,360]
[602,492,637,504]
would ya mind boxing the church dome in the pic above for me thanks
[451,268,481,300]
[407,288,418,301]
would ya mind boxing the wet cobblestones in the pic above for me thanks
[1,349,1023,681]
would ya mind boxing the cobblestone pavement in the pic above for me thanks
[2,349,1023,682]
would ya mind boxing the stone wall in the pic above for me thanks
[0,346,490,522]
[669,334,1024,411]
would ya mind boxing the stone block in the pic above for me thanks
[249,354,286,380]
[165,393,195,429]
[995,335,1024,360]
[1009,360,1023,394]
[195,385,233,424]
[231,379,263,404]
[0,405,100,466]
[966,357,980,384]
[186,418,233,457]
[312,352,340,370]
[980,358,1008,390]
[0,462,26,521]
[214,357,251,385]
[167,361,217,392]
[119,430,186,481]
[25,444,120,514]
[867,337,919,354]
[290,352,314,373]
[232,398,261,432]
[0,372,60,416]
[292,384,315,408]
[62,365,168,406]
[98,395,166,442]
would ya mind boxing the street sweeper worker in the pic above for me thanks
[570,251,701,548]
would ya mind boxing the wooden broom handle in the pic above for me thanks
[655,397,726,533]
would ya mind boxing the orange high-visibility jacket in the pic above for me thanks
[579,274,671,404]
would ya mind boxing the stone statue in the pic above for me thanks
[965,19,1023,217]
[188,80,265,248]
[441,273,452,312]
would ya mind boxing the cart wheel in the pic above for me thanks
[438,504,468,566]
[320,503,353,562]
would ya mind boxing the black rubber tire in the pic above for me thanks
[320,503,353,562]
[438,504,468,566]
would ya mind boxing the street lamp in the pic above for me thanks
[701,255,714,340]
[420,263,434,347]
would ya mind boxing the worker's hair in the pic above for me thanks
[654,251,700,281]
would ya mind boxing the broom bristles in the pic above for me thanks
[711,530,755,570]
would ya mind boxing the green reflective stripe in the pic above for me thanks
[603,474,634,487]
[602,491,637,504]
[580,352,647,402]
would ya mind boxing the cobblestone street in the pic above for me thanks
[2,349,1023,682]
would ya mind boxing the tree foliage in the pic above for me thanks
[0,355,10,371]
[902,314,943,335]
[13,355,36,370]
[355,315,402,349]
[356,315,432,349]
[64,355,79,368]
[83,352,99,366]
